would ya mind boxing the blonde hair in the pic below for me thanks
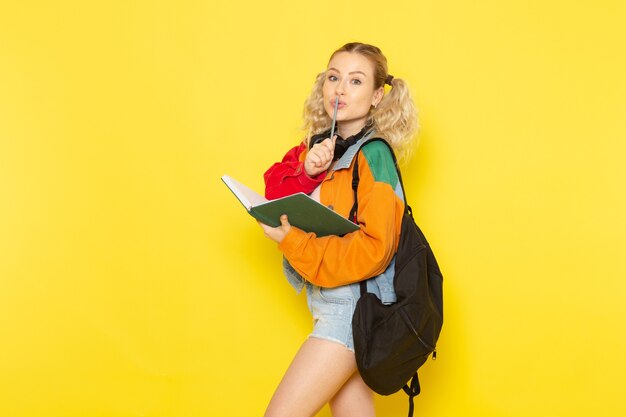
[302,42,419,164]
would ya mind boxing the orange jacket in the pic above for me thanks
[264,134,404,288]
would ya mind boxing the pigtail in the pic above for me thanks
[370,78,419,165]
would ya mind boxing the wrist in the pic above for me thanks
[305,167,321,178]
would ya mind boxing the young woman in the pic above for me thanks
[259,42,419,417]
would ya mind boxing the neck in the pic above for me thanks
[337,119,367,139]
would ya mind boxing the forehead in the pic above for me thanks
[327,52,375,76]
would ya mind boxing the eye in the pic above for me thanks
[351,78,362,85]
[328,75,338,82]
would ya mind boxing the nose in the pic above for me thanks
[335,79,346,96]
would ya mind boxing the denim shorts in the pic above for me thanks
[305,282,358,352]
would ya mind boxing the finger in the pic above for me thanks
[316,145,332,162]
[321,137,336,156]
[315,138,330,156]
[314,142,330,155]
[257,221,271,236]
[309,153,322,167]
[315,150,328,166]
[280,214,289,226]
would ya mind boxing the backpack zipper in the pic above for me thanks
[399,307,436,352]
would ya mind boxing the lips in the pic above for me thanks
[331,100,346,109]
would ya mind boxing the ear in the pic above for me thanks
[372,86,384,107]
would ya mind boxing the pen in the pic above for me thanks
[330,96,339,140]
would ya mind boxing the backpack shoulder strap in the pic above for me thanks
[349,138,411,298]
[349,138,411,222]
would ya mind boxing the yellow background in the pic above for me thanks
[1,1,625,416]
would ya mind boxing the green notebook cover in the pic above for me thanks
[222,175,359,237]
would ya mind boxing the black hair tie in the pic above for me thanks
[385,74,394,86]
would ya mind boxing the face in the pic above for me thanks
[323,52,384,136]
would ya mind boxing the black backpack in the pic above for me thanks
[349,139,444,417]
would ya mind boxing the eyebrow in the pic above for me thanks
[327,67,368,77]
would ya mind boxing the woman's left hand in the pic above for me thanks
[258,214,292,244]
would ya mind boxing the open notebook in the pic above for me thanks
[222,174,359,237]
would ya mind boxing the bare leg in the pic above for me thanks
[264,337,358,417]
[329,371,375,417]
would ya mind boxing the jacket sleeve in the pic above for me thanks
[277,144,404,288]
[264,142,327,199]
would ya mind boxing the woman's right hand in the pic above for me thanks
[304,136,336,177]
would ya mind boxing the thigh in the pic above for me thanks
[264,337,357,417]
[329,371,375,417]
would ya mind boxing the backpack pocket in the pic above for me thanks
[353,297,434,395]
